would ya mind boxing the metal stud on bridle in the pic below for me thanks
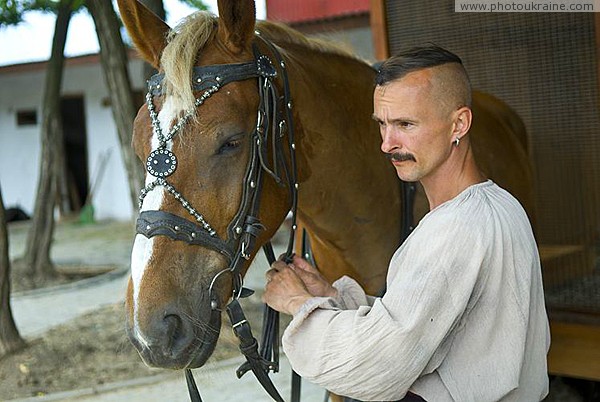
[139,82,221,236]
[146,149,177,178]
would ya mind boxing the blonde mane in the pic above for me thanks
[160,12,218,110]
[160,12,362,111]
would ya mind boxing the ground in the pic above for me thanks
[0,294,266,400]
[0,303,154,400]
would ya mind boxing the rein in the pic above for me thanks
[136,34,299,401]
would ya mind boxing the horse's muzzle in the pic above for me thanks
[126,306,221,369]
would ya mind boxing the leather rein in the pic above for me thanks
[136,34,298,402]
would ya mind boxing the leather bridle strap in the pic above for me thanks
[227,299,285,402]
[181,37,298,402]
[148,62,264,96]
[137,210,235,260]
[259,243,281,370]
[400,181,417,244]
[225,35,300,401]
[185,369,202,402]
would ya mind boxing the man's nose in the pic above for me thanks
[380,127,400,154]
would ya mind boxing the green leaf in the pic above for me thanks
[0,0,84,27]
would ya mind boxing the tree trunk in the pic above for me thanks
[0,187,26,357]
[87,0,144,211]
[139,0,166,81]
[20,0,75,281]
[56,134,71,216]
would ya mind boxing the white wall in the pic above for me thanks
[0,56,145,221]
[0,69,45,215]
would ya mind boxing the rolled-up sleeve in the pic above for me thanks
[332,275,377,309]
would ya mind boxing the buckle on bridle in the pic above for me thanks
[240,241,251,260]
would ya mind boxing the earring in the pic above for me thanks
[453,137,460,147]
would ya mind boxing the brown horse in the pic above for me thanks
[118,0,533,382]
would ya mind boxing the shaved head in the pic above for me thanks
[376,45,472,115]
[428,63,472,114]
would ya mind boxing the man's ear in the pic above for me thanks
[453,106,473,139]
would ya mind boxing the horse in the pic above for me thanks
[117,0,534,397]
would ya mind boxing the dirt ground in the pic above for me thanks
[10,263,118,293]
[8,219,135,293]
[0,302,154,400]
[0,294,268,400]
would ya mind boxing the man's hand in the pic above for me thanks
[288,255,338,298]
[263,260,312,315]
[262,255,338,316]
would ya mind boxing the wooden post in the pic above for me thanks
[370,0,389,61]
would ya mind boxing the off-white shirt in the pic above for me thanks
[282,181,550,401]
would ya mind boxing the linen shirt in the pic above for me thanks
[282,181,550,401]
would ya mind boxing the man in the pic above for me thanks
[263,45,550,402]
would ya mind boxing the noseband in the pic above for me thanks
[135,35,298,402]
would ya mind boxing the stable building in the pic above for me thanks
[0,51,145,221]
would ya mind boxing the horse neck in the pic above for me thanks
[285,48,402,293]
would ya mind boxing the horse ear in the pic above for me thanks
[116,0,171,69]
[217,0,256,53]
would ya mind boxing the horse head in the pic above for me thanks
[118,0,294,369]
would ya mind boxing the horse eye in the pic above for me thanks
[217,138,242,155]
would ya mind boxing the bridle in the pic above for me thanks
[135,33,299,402]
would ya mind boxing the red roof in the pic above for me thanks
[266,0,370,23]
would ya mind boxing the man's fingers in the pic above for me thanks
[265,268,279,283]
[277,253,296,262]
[266,264,297,283]
[292,255,317,273]
[270,260,288,272]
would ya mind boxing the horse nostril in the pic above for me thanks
[163,313,191,355]
[164,313,181,340]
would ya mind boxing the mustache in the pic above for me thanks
[385,152,416,162]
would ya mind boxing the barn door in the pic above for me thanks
[60,96,89,214]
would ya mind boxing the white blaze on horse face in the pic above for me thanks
[130,96,182,341]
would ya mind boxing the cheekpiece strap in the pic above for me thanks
[147,56,277,96]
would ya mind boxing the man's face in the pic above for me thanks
[373,69,455,183]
